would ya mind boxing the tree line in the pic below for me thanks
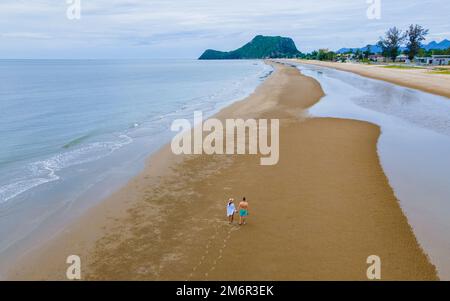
[378,24,428,61]
[301,24,449,62]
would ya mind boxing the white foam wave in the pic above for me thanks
[0,134,132,204]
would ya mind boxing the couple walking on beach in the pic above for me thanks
[226,197,249,225]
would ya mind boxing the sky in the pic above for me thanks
[0,0,449,59]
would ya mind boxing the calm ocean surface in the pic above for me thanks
[0,59,272,273]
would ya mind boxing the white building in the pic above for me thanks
[432,55,450,65]
[368,54,384,63]
[396,54,409,63]
[415,55,450,65]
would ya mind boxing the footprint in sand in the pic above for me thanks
[189,221,238,280]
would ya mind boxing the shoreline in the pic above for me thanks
[295,59,450,99]
[0,59,272,280]
[293,61,450,279]
[7,61,438,280]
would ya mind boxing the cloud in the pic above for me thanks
[0,0,448,58]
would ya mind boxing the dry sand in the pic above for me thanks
[296,59,450,99]
[8,62,438,280]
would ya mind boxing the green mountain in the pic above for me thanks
[199,35,301,60]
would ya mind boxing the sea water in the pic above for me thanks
[293,62,450,280]
[0,59,272,276]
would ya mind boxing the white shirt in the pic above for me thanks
[226,203,236,216]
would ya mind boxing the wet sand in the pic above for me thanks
[8,62,438,280]
[296,60,450,99]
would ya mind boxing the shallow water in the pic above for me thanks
[0,59,272,277]
[294,62,450,280]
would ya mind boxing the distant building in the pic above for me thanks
[415,55,450,65]
[339,53,355,62]
[415,57,433,65]
[432,55,450,65]
[368,54,384,63]
[396,54,409,63]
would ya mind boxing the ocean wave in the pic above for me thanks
[0,62,273,205]
[62,133,92,149]
[0,167,59,205]
[0,134,132,204]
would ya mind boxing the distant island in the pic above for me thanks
[198,35,301,60]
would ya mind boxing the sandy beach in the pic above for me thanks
[8,62,438,280]
[296,60,450,99]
